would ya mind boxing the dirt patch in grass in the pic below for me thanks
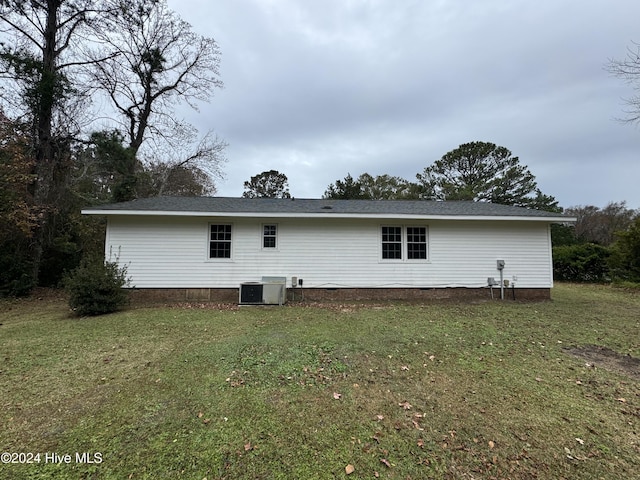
[565,345,640,381]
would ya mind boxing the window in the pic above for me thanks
[209,224,231,258]
[407,227,427,259]
[382,226,402,259]
[263,224,277,248]
[381,225,428,261]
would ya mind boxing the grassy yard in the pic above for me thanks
[0,284,638,479]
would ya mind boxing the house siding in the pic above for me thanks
[105,215,553,290]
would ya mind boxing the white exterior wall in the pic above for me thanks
[105,215,553,289]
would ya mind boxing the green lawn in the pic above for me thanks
[1,284,638,479]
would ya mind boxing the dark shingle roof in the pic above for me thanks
[82,196,572,221]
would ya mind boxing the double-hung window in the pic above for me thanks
[209,224,232,259]
[382,226,402,259]
[263,224,277,249]
[407,226,427,260]
[381,225,428,261]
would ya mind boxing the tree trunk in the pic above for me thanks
[29,0,62,285]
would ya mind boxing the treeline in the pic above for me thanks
[552,202,640,284]
[321,141,559,211]
[0,0,225,296]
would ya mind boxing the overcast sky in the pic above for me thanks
[167,0,640,209]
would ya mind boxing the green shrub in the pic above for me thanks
[608,218,640,282]
[64,258,131,316]
[553,243,611,282]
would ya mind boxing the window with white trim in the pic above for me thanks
[263,224,277,248]
[382,226,402,259]
[381,225,428,261]
[209,224,232,258]
[407,226,427,259]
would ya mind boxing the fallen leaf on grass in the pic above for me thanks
[417,439,424,448]
[565,447,573,460]
[375,414,384,421]
[399,401,412,410]
[345,464,355,475]
[380,458,391,468]
[244,442,253,451]
[401,365,410,371]
[617,398,626,403]
[333,392,342,400]
[488,440,495,449]
[575,438,584,445]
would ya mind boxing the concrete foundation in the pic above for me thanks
[129,286,551,304]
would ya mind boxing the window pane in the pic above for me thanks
[263,224,277,248]
[209,242,231,258]
[211,224,231,241]
[210,225,231,258]
[382,226,401,242]
[382,226,402,259]
[407,227,425,243]
[383,243,402,259]
[408,243,426,259]
[407,227,427,259]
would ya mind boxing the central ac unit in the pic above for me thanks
[239,277,286,305]
[239,282,263,304]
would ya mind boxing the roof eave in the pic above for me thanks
[81,209,575,222]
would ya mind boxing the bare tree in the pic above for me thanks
[85,0,225,199]
[147,131,226,196]
[607,41,640,124]
[566,201,638,246]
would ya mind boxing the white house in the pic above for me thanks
[82,197,573,302]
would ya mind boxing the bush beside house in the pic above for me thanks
[64,259,131,316]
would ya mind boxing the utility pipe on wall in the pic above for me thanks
[497,260,505,300]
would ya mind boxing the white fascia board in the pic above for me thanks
[81,209,574,223]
